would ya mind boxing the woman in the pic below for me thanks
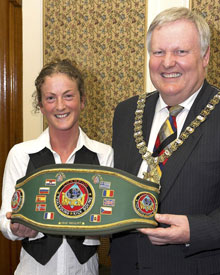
[0,59,113,275]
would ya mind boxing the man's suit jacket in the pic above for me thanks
[111,80,220,275]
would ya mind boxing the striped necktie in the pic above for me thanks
[152,105,184,170]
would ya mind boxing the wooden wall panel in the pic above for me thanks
[0,0,23,274]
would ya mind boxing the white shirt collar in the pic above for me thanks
[71,127,105,155]
[155,85,203,114]
[23,127,104,157]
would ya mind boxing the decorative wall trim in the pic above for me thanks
[191,0,220,89]
[43,0,146,145]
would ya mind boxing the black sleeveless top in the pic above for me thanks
[22,146,100,265]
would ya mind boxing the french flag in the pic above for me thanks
[44,212,54,220]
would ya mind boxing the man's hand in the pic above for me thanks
[138,213,190,245]
[7,212,38,238]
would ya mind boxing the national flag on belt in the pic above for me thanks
[99,181,111,189]
[102,189,114,197]
[103,198,115,206]
[35,204,46,211]
[45,179,56,186]
[90,214,101,222]
[39,187,50,194]
[35,195,46,203]
[100,206,112,215]
[44,212,54,220]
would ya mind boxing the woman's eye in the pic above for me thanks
[46,96,55,102]
[64,94,74,100]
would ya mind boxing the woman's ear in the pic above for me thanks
[80,95,86,110]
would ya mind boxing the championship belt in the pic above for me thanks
[11,164,159,236]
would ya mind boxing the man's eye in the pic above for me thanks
[152,51,164,56]
[176,50,188,55]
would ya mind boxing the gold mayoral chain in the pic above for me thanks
[134,90,220,187]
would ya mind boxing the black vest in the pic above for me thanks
[22,146,100,265]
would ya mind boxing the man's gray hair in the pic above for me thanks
[146,7,210,57]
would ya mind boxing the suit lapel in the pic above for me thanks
[159,81,215,201]
[143,92,159,143]
[127,92,159,175]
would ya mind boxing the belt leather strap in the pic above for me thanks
[11,164,159,236]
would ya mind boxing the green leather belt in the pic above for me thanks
[11,164,159,236]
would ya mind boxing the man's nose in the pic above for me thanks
[162,52,176,68]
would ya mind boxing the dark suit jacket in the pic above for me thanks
[110,80,220,275]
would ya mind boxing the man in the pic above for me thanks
[111,7,220,275]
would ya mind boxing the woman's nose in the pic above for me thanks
[56,98,65,110]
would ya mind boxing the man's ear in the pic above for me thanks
[202,46,210,67]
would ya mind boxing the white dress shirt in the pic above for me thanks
[137,90,200,179]
[0,127,114,275]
